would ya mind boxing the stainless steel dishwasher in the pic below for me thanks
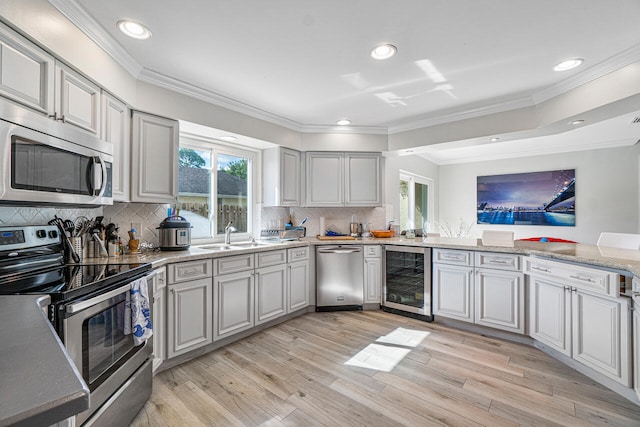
[316,245,364,310]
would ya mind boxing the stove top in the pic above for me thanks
[0,262,152,301]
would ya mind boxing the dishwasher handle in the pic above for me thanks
[317,246,362,254]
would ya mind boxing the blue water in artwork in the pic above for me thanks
[477,211,575,226]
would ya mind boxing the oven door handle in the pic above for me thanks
[66,283,131,314]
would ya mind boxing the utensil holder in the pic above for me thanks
[67,236,83,263]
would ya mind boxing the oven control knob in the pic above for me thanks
[48,230,58,239]
[36,229,47,238]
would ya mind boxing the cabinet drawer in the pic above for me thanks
[364,245,381,258]
[525,257,618,297]
[151,267,167,292]
[256,249,286,268]
[433,249,473,266]
[214,253,254,275]
[168,259,212,284]
[287,246,309,262]
[475,252,521,271]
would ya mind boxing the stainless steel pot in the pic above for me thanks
[157,216,191,250]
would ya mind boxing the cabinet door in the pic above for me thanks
[528,276,571,356]
[432,263,474,322]
[364,257,382,304]
[572,291,631,386]
[475,269,524,333]
[0,23,54,114]
[288,261,309,312]
[633,298,640,400]
[214,270,254,340]
[55,63,101,135]
[131,111,179,203]
[167,278,213,358]
[345,153,381,206]
[280,148,301,206]
[255,264,287,325]
[151,267,166,372]
[305,152,343,206]
[102,92,130,201]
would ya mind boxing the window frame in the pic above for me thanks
[179,134,258,244]
[399,170,434,233]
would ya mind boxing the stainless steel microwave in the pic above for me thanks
[0,105,113,206]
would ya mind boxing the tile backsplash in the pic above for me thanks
[0,202,393,243]
[103,203,169,246]
[0,206,103,226]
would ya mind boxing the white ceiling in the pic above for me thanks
[51,0,640,160]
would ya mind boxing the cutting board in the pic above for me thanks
[316,235,356,240]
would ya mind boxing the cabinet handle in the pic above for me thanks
[632,291,640,297]
[569,275,594,283]
[170,289,175,294]
[531,266,549,272]
[48,113,58,120]
[488,259,509,264]
[57,115,65,123]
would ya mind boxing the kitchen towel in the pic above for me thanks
[124,277,153,346]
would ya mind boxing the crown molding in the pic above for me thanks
[299,124,388,134]
[421,138,636,165]
[138,68,306,131]
[532,44,640,104]
[388,96,535,134]
[48,0,142,77]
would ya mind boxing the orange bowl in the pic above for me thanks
[371,230,394,238]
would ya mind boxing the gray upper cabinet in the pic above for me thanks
[345,152,382,206]
[54,62,101,136]
[0,22,54,115]
[305,151,382,207]
[263,146,301,206]
[102,92,130,201]
[131,111,179,203]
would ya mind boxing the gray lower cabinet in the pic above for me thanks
[288,261,309,311]
[214,270,255,340]
[150,267,166,372]
[167,260,213,358]
[255,264,287,325]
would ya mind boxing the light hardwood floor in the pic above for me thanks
[130,311,640,426]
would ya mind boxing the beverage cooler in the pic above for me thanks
[382,245,433,321]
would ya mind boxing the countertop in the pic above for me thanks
[4,235,640,425]
[0,296,89,427]
[94,237,640,277]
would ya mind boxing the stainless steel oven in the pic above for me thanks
[61,274,153,426]
[0,225,153,426]
[382,245,433,320]
[0,103,113,206]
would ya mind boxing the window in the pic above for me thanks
[178,136,256,241]
[399,171,433,233]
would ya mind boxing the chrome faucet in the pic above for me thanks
[224,221,237,245]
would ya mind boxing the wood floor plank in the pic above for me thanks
[131,311,640,427]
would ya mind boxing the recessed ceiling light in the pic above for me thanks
[117,20,152,39]
[336,119,351,126]
[570,119,585,125]
[371,44,397,60]
[219,135,237,142]
[490,137,500,142]
[554,58,583,72]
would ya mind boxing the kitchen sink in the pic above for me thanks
[198,244,234,251]
[229,241,272,248]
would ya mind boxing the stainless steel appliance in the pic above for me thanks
[316,245,364,310]
[157,215,191,250]
[0,225,152,426]
[0,103,113,206]
[383,245,433,320]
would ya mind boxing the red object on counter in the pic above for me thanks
[518,237,577,243]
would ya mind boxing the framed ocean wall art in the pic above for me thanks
[477,169,575,226]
